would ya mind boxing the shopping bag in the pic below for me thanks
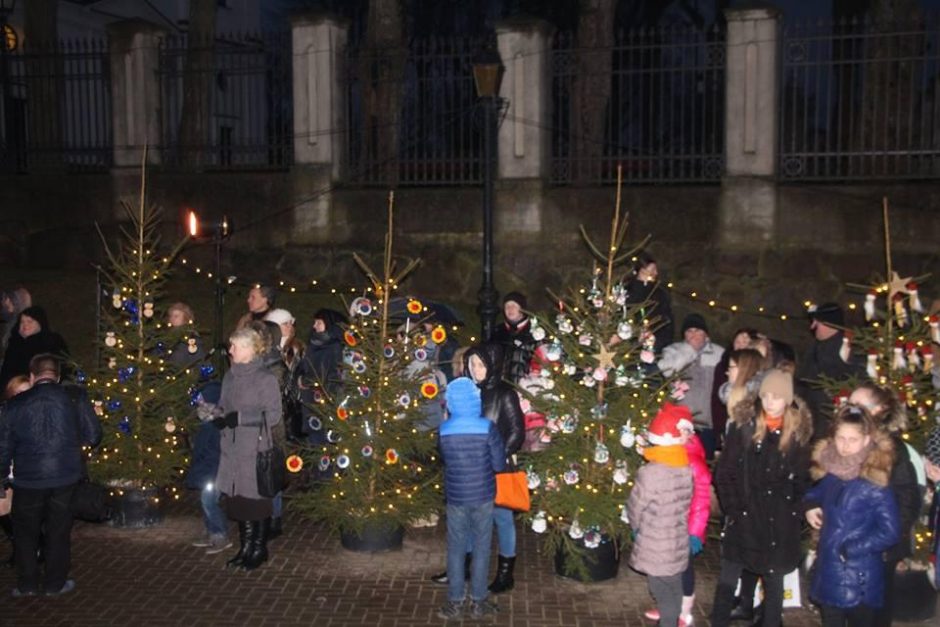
[495,471,530,512]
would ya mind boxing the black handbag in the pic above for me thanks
[255,413,285,498]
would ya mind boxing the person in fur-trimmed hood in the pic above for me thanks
[804,405,900,625]
[711,369,813,627]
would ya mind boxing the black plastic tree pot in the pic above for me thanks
[340,520,405,552]
[553,536,620,582]
[107,485,164,528]
[892,570,937,622]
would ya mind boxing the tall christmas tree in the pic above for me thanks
[290,194,443,535]
[521,173,672,574]
[83,164,210,488]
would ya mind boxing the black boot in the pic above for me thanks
[0,515,12,567]
[268,516,282,540]
[729,596,755,622]
[488,555,515,594]
[240,519,269,571]
[429,553,471,585]
[225,521,250,569]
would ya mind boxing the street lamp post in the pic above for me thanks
[472,45,504,342]
[0,0,18,171]
[187,210,232,372]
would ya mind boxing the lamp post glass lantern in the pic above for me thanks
[472,46,504,342]
[186,210,232,372]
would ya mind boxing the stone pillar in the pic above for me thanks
[107,20,165,167]
[495,18,554,182]
[724,7,780,177]
[291,13,348,181]
[494,19,553,236]
[720,7,781,248]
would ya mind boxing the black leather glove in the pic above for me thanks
[212,412,238,430]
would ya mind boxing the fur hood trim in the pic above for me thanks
[810,431,895,487]
[729,392,814,445]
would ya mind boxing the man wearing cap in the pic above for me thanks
[797,302,864,438]
[491,292,538,384]
[658,313,725,459]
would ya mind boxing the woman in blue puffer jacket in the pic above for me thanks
[804,404,900,626]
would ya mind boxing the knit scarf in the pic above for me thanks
[817,441,872,481]
[643,444,689,467]
[764,411,783,432]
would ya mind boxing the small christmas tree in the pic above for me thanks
[290,194,443,536]
[521,172,672,576]
[83,164,210,488]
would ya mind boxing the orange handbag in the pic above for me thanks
[495,471,530,512]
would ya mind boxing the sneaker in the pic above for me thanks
[679,613,694,627]
[11,587,38,598]
[191,535,212,548]
[45,580,75,597]
[469,599,499,619]
[205,536,233,555]
[437,601,464,620]
[644,608,660,621]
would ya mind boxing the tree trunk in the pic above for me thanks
[571,0,614,184]
[23,0,60,168]
[358,0,404,184]
[178,0,216,168]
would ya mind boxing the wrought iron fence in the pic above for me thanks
[1,37,112,173]
[345,36,484,186]
[159,31,292,170]
[551,25,726,185]
[779,15,940,181]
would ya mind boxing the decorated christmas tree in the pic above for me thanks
[290,195,443,537]
[520,174,672,575]
[83,165,211,488]
[818,200,936,449]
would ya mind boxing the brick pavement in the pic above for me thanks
[0,495,936,626]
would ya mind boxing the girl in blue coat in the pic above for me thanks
[804,405,900,626]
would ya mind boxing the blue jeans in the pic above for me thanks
[201,484,227,538]
[273,492,282,518]
[464,505,516,557]
[493,506,516,557]
[447,501,493,603]
[695,428,716,461]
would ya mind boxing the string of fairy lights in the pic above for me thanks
[174,254,888,324]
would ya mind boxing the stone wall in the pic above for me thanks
[5,166,938,354]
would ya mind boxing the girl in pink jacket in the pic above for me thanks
[644,403,712,627]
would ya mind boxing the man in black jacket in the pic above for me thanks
[797,302,864,438]
[0,354,101,597]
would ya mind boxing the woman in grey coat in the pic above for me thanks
[213,327,282,571]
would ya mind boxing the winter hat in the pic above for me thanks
[681,313,708,335]
[646,402,694,446]
[197,381,222,405]
[503,291,528,310]
[759,369,794,407]
[19,305,50,331]
[445,377,482,420]
[807,302,844,328]
[264,308,295,326]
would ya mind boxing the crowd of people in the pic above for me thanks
[0,251,938,627]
